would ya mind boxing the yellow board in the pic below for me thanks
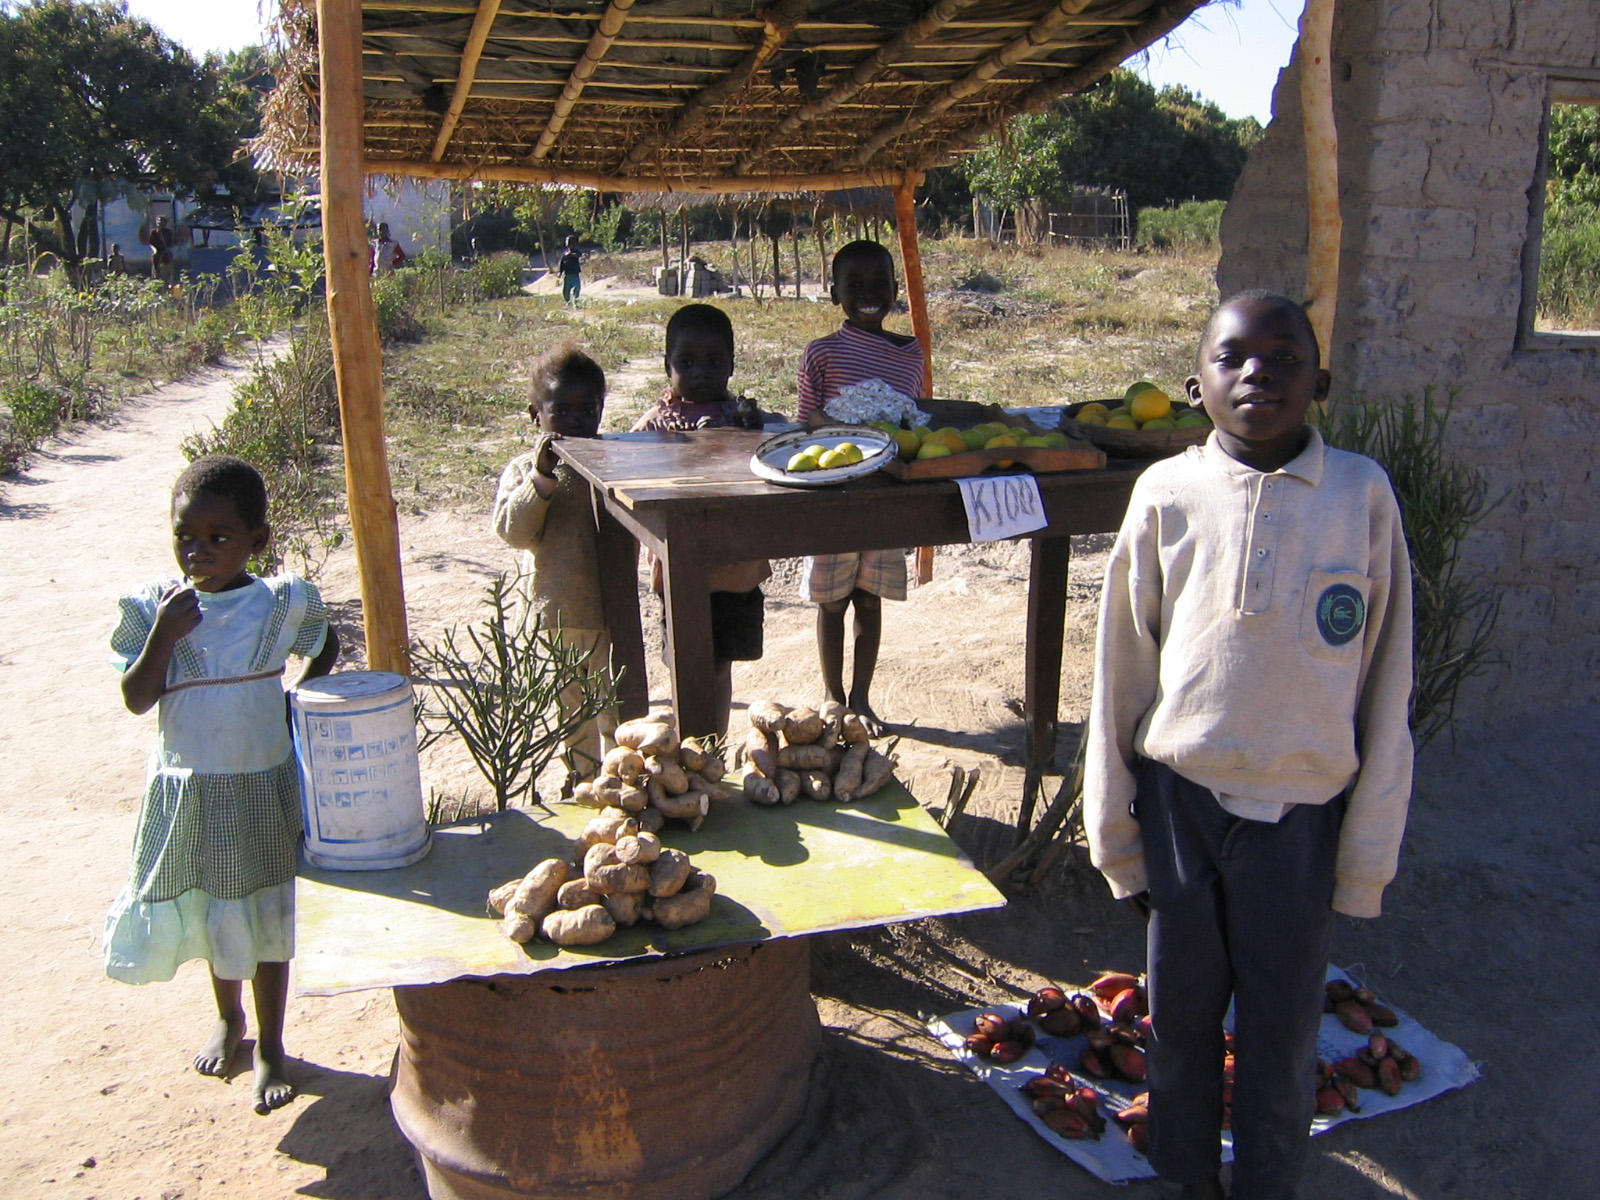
[295,781,1006,996]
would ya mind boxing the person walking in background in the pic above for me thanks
[559,234,583,306]
[371,221,407,275]
[147,216,177,283]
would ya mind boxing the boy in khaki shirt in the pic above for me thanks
[1085,292,1414,1200]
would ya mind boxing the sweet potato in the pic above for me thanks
[648,848,693,897]
[486,878,521,916]
[601,746,646,782]
[777,743,834,771]
[503,911,542,943]
[570,780,602,809]
[781,706,825,745]
[588,861,652,895]
[600,889,645,927]
[743,728,778,777]
[800,768,832,803]
[503,858,569,921]
[854,749,897,797]
[578,808,638,851]
[686,770,732,801]
[840,711,871,745]
[636,805,665,834]
[583,841,619,877]
[747,700,790,735]
[613,830,662,865]
[646,755,691,794]
[614,782,650,813]
[556,879,601,910]
[774,768,802,805]
[651,870,716,929]
[677,736,711,774]
[742,770,782,806]
[613,718,678,757]
[832,741,869,801]
[540,904,616,946]
[653,789,709,826]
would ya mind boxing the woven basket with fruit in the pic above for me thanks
[1061,381,1212,459]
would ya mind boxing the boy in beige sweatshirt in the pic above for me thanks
[1084,291,1414,1200]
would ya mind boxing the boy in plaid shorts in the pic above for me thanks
[797,240,928,733]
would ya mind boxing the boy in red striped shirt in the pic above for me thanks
[797,240,928,733]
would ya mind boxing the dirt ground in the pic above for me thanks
[2,351,1596,1200]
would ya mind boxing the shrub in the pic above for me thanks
[464,251,527,301]
[3,380,66,444]
[1135,199,1226,250]
[1537,199,1600,327]
[372,270,428,342]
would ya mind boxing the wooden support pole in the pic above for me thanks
[894,171,937,586]
[319,0,411,673]
[1299,0,1341,356]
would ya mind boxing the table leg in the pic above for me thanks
[592,495,649,720]
[659,544,720,738]
[1021,534,1071,834]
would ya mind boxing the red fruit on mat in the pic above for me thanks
[1113,1103,1149,1127]
[990,1039,1027,1065]
[1334,1057,1377,1089]
[1334,1076,1362,1111]
[1377,1056,1403,1097]
[1367,1031,1390,1060]
[1038,1006,1082,1037]
[974,1012,1012,1040]
[1325,979,1355,1008]
[1354,986,1377,1006]
[1315,1085,1347,1116]
[1366,1002,1400,1027]
[1334,999,1373,1034]
[1021,1076,1072,1101]
[964,1033,996,1058]
[1044,1062,1074,1083]
[1108,1043,1147,1083]
[1079,1047,1112,1079]
[1398,1053,1422,1083]
[1040,1105,1094,1139]
[1089,971,1140,1002]
[1073,994,1102,1030]
[1027,986,1068,1018]
[1136,1014,1155,1042]
[1110,987,1145,1024]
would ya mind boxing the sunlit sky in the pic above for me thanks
[122,0,1297,125]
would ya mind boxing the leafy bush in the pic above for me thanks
[1135,200,1226,250]
[464,251,527,301]
[3,380,66,444]
[372,270,428,343]
[1537,199,1600,327]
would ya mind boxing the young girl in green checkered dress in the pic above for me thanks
[104,456,340,1113]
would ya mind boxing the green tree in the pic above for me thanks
[0,0,244,282]
[1547,102,1600,211]
[962,69,1261,215]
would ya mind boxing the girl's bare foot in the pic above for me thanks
[252,1044,296,1114]
[194,1015,244,1077]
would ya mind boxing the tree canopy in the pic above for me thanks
[0,0,255,278]
[1547,102,1600,211]
[961,69,1262,214]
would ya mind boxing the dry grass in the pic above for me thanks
[378,239,1220,509]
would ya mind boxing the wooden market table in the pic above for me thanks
[553,426,1143,754]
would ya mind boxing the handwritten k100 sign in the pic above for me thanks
[956,474,1048,542]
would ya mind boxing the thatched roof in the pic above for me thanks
[265,0,1216,194]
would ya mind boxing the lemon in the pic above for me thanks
[833,441,865,465]
[817,447,852,469]
[1174,411,1211,429]
[786,450,821,471]
[890,428,920,459]
[1139,416,1177,431]
[916,441,953,460]
[1129,388,1172,424]
[1075,401,1111,422]
[984,433,1020,449]
[1125,380,1160,402]
[1042,431,1071,448]
[1106,413,1139,430]
[961,427,990,450]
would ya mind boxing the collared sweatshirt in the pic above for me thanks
[1083,428,1414,919]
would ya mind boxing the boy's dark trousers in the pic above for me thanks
[1136,759,1345,1200]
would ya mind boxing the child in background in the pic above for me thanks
[796,240,928,734]
[558,234,583,306]
[633,304,770,733]
[106,455,339,1114]
[1084,291,1414,1200]
[491,346,616,789]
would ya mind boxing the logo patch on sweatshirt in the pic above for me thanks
[1315,583,1365,645]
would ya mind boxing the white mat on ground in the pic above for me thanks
[927,964,1480,1184]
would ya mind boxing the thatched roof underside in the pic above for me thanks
[270,0,1218,193]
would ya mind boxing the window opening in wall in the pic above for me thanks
[1529,85,1600,339]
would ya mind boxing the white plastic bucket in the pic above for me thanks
[290,671,432,870]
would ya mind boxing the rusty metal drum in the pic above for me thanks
[390,938,819,1200]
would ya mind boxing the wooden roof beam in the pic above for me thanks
[529,0,635,160]
[616,0,812,174]
[837,0,1103,170]
[360,156,907,195]
[733,0,984,176]
[428,0,503,160]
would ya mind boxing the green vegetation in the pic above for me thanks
[1136,199,1227,250]
[1538,103,1600,328]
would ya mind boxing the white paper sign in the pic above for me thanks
[957,474,1048,542]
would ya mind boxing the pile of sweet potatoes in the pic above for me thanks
[739,699,898,806]
[569,716,729,832]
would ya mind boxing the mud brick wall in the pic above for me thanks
[1218,1,1600,722]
